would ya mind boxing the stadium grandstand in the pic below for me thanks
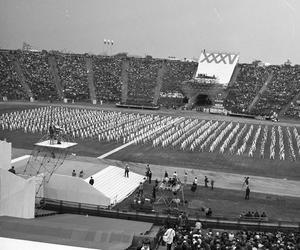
[1,49,300,118]
[1,39,300,250]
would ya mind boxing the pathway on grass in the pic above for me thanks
[97,117,185,159]
[97,140,135,159]
[104,159,300,199]
[11,148,300,199]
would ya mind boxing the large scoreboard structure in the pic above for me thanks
[182,50,240,112]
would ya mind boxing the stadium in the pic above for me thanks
[1,1,300,250]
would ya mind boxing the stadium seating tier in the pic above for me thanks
[1,50,300,118]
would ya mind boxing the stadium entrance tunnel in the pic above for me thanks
[183,96,188,104]
[194,94,212,106]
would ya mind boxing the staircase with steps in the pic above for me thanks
[11,59,33,99]
[153,62,167,105]
[248,71,273,113]
[48,56,64,100]
[120,60,130,103]
[85,56,97,102]
[85,166,145,206]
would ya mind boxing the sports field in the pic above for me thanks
[1,102,300,222]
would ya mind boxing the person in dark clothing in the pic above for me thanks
[79,170,84,178]
[243,177,250,188]
[254,211,260,217]
[148,170,152,184]
[89,176,94,185]
[145,164,150,179]
[245,211,252,217]
[124,164,129,178]
[191,178,197,192]
[138,182,144,196]
[152,184,157,201]
[205,207,212,217]
[204,176,209,187]
[8,166,16,174]
[72,169,76,177]
[49,125,55,144]
[261,211,267,217]
[245,186,250,200]
[210,179,214,190]
[164,170,168,178]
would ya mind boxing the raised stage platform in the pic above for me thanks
[35,140,77,149]
[116,102,160,110]
[85,165,146,206]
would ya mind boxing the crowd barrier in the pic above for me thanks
[41,198,300,233]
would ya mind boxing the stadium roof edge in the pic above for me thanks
[202,49,240,56]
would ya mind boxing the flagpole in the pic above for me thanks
[111,40,114,56]
[103,39,106,55]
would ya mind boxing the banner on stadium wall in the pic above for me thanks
[195,50,239,86]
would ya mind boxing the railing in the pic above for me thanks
[40,197,300,232]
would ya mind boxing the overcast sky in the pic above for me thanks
[0,0,299,64]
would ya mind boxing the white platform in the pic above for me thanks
[35,140,77,149]
[85,166,145,206]
[11,155,30,164]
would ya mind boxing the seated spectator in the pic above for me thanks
[79,170,84,178]
[254,210,260,217]
[205,207,212,217]
[136,238,152,250]
[245,211,252,217]
[261,211,267,217]
[8,166,16,174]
[191,177,197,192]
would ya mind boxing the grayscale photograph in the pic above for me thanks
[0,0,300,249]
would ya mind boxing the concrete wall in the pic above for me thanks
[45,174,111,207]
[0,169,35,218]
[0,140,11,170]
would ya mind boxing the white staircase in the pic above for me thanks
[85,166,145,206]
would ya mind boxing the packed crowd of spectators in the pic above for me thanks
[161,221,300,250]
[93,56,123,102]
[0,51,27,100]
[18,51,59,100]
[1,49,300,119]
[253,65,300,115]
[126,57,161,105]
[158,60,197,108]
[55,53,89,101]
[224,64,268,113]
[285,101,300,119]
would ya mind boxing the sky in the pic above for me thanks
[0,0,299,64]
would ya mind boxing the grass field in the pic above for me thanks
[1,102,300,222]
[115,181,300,222]
[1,102,300,180]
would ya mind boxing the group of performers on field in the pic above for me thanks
[1,107,300,162]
